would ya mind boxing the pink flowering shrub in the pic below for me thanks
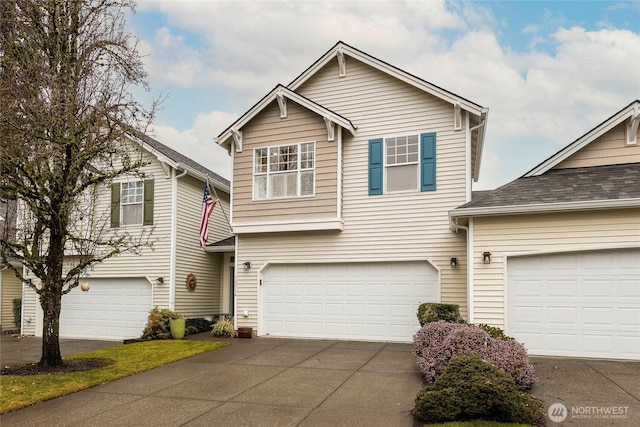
[413,321,535,390]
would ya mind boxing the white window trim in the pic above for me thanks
[384,133,421,194]
[252,141,316,201]
[120,180,144,226]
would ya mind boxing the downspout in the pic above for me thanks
[169,168,189,310]
[451,217,474,324]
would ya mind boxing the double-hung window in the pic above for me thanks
[253,142,315,200]
[120,181,144,225]
[110,180,154,227]
[369,132,436,195]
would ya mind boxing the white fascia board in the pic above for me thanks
[449,198,640,218]
[203,245,236,253]
[525,101,640,177]
[218,85,356,151]
[288,43,485,118]
[232,218,344,233]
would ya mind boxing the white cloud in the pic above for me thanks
[149,110,239,180]
[131,1,639,190]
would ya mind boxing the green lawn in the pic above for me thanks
[0,340,229,413]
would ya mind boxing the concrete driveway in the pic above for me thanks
[1,333,638,426]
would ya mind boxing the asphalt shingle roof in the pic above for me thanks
[460,163,640,210]
[136,133,230,188]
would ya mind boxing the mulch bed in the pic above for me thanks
[1,358,111,376]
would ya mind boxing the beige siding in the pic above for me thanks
[235,57,470,333]
[1,272,22,331]
[84,150,173,308]
[472,208,640,328]
[556,123,640,169]
[232,100,339,224]
[174,174,230,316]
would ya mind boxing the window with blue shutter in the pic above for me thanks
[368,139,383,195]
[420,132,436,191]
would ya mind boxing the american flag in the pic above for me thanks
[199,182,217,247]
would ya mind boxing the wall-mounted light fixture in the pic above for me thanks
[80,282,90,292]
[482,252,492,264]
[156,277,164,285]
[450,257,457,268]
[243,261,251,271]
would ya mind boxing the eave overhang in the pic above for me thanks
[449,198,640,230]
[217,84,356,153]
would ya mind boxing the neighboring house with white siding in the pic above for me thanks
[216,41,489,342]
[450,100,640,360]
[1,199,22,332]
[20,134,233,341]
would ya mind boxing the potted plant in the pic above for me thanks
[169,313,186,340]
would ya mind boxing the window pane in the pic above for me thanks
[387,164,418,192]
[122,204,142,225]
[254,148,268,173]
[254,175,267,199]
[121,181,143,204]
[270,171,297,198]
[301,171,314,196]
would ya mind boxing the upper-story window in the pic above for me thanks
[120,181,144,225]
[369,132,436,195]
[253,142,315,200]
[110,180,154,227]
[385,135,420,192]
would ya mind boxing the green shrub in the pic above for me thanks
[211,317,234,337]
[477,323,513,341]
[185,318,213,335]
[141,307,184,340]
[417,303,465,326]
[12,298,22,330]
[413,354,544,425]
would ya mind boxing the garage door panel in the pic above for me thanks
[508,249,640,359]
[263,261,438,342]
[59,278,151,341]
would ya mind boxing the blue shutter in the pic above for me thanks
[368,138,383,195]
[420,133,436,191]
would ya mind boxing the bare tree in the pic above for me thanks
[0,0,158,366]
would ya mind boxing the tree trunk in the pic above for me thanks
[39,288,63,366]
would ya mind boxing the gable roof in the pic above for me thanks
[290,41,489,182]
[451,162,640,218]
[288,41,487,117]
[216,84,356,152]
[525,100,640,177]
[131,132,230,192]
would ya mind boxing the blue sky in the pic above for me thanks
[127,0,640,189]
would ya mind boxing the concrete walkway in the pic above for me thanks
[1,333,639,426]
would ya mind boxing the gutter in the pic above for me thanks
[471,108,489,183]
[450,198,640,219]
[176,162,230,193]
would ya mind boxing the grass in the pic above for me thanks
[0,339,229,414]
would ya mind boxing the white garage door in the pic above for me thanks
[507,249,640,359]
[60,278,152,341]
[262,261,438,342]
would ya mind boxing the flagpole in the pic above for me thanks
[207,175,233,234]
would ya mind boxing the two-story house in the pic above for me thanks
[451,100,640,360]
[20,134,234,341]
[216,41,488,342]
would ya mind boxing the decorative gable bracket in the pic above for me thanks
[323,116,335,142]
[454,102,462,131]
[336,48,346,77]
[276,89,287,118]
[626,107,640,146]
[231,129,243,153]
